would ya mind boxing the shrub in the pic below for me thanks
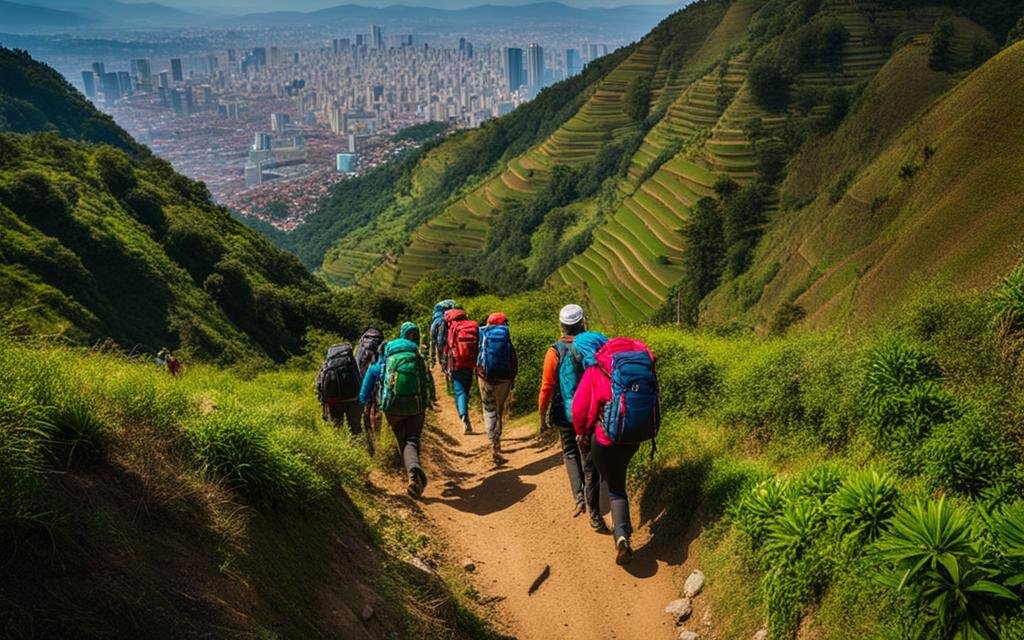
[992,263,1024,332]
[48,397,110,463]
[920,404,1016,497]
[828,170,855,205]
[748,59,790,111]
[827,469,899,547]
[929,19,955,71]
[732,477,790,551]
[875,498,1017,640]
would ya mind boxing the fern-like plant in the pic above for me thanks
[992,263,1024,332]
[875,498,1017,639]
[827,469,899,547]
[764,498,827,565]
[731,478,789,550]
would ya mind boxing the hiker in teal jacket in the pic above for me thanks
[361,322,436,498]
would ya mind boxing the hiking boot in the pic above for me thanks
[407,467,428,498]
[615,536,633,565]
[590,514,611,534]
[572,502,586,518]
[461,415,472,435]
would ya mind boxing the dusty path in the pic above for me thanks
[415,370,689,640]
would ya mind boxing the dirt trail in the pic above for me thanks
[415,370,690,639]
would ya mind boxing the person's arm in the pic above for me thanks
[421,357,436,403]
[359,363,379,405]
[537,346,559,419]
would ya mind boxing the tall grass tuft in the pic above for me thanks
[992,263,1024,333]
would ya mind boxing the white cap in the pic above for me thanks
[559,304,585,326]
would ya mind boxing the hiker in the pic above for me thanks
[315,343,363,438]
[429,299,458,372]
[356,327,385,436]
[166,352,181,377]
[360,322,436,498]
[477,312,518,461]
[445,307,479,435]
[573,337,660,565]
[538,304,607,531]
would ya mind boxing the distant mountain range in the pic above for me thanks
[1,0,678,31]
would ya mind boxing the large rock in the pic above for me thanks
[684,569,705,598]
[665,598,693,624]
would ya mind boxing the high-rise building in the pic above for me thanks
[527,43,544,91]
[91,62,105,79]
[81,70,96,99]
[252,48,267,68]
[130,58,151,87]
[270,112,290,133]
[505,47,524,93]
[336,153,356,173]
[206,53,218,74]
[117,71,133,96]
[101,72,121,106]
[253,132,272,151]
[355,34,365,48]
[371,25,383,49]
[270,46,281,67]
[170,58,183,82]
[566,49,582,77]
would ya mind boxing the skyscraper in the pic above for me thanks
[170,58,183,82]
[253,132,272,151]
[117,71,133,96]
[130,58,151,87]
[527,43,544,91]
[91,62,105,79]
[101,72,121,106]
[505,47,524,93]
[271,112,290,133]
[81,70,96,99]
[566,49,582,77]
[270,46,281,67]
[371,25,383,49]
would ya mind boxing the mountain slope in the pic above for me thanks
[0,48,394,362]
[0,0,91,30]
[712,37,1024,329]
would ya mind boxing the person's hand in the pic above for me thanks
[539,414,549,433]
[576,433,590,455]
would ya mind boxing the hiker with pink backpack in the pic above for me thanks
[573,336,660,565]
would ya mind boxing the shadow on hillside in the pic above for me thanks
[422,451,561,516]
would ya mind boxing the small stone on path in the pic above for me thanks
[462,559,476,572]
[665,598,692,624]
[684,570,705,598]
[753,630,768,640]
[361,604,374,621]
[678,631,699,640]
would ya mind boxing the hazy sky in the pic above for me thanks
[156,0,680,13]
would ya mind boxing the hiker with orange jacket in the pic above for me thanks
[538,304,607,531]
[573,337,660,565]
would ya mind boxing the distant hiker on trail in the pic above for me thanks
[316,343,364,442]
[356,327,385,437]
[445,308,479,435]
[360,322,436,498]
[429,299,459,372]
[477,312,518,462]
[166,351,182,377]
[538,304,607,531]
[573,337,660,565]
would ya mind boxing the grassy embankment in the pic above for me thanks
[449,263,1024,639]
[0,328,505,639]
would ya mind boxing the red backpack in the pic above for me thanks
[445,309,479,371]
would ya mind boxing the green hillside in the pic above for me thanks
[0,47,399,363]
[280,0,1022,333]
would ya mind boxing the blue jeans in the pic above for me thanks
[451,368,473,419]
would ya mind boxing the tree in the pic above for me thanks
[679,197,726,325]
[623,74,652,121]
[748,59,790,111]
[929,19,955,71]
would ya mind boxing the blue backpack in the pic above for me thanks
[599,338,659,445]
[478,324,513,382]
[431,299,458,355]
[553,331,607,424]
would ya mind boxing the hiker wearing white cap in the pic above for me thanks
[537,304,605,530]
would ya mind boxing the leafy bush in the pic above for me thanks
[875,498,1017,639]
[992,262,1024,332]
[732,477,790,550]
[920,404,1016,497]
[827,469,899,547]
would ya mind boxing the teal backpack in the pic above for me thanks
[552,331,607,424]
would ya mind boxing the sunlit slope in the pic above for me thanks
[712,40,1024,329]
[378,44,665,290]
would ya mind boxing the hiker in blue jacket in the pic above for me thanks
[361,322,436,498]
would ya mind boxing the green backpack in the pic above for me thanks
[380,342,426,416]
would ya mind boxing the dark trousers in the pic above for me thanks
[558,421,600,514]
[386,412,425,478]
[591,437,640,540]
[325,400,363,436]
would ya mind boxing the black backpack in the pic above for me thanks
[356,328,384,376]
[316,343,360,403]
